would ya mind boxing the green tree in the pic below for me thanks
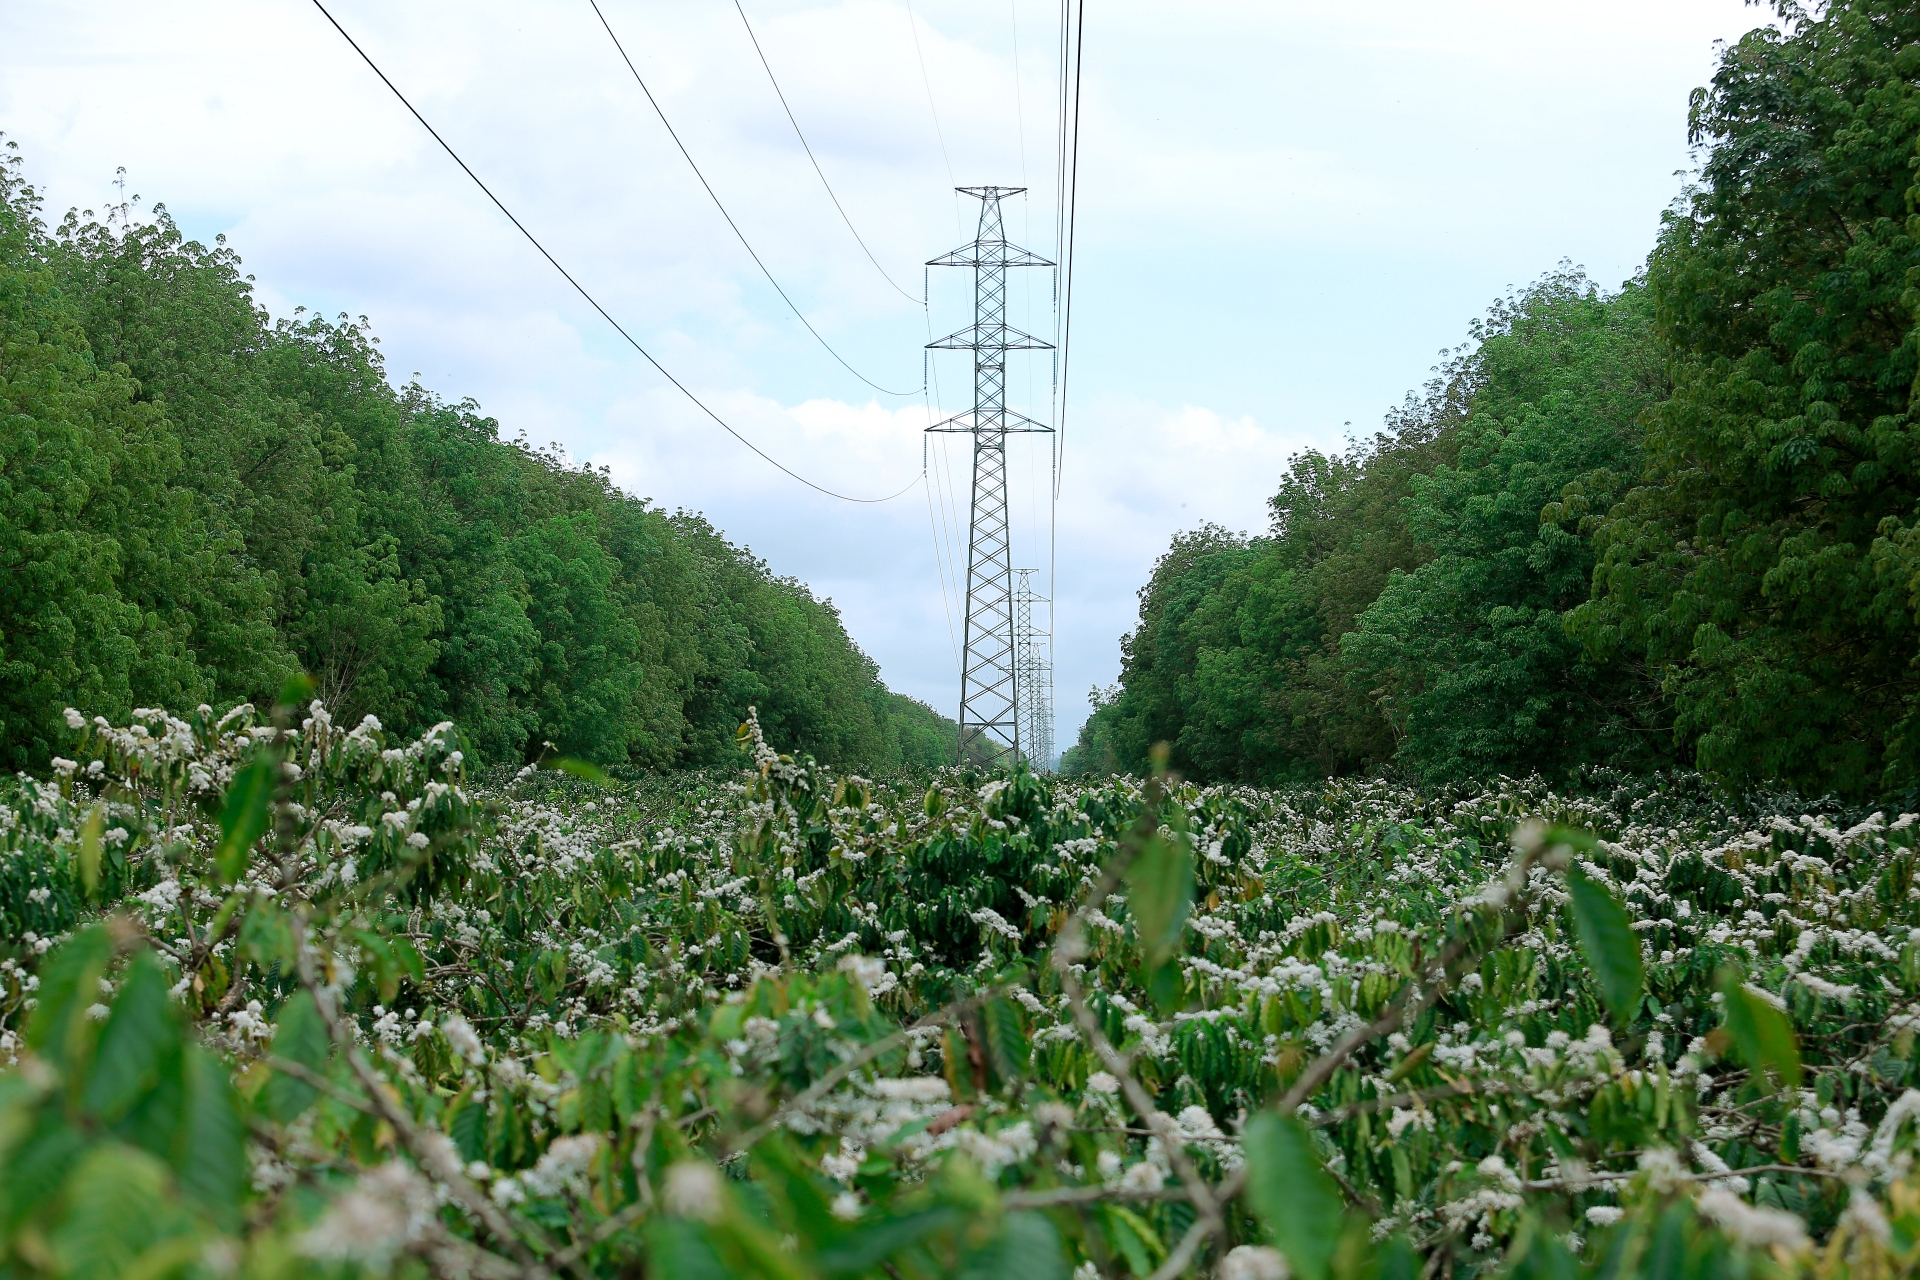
[1345,272,1668,780]
[1570,0,1920,795]
[0,138,955,774]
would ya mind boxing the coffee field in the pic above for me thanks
[3,695,1919,1280]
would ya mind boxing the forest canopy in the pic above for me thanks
[0,143,955,773]
[1065,0,1920,800]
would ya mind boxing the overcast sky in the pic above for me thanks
[3,0,1771,757]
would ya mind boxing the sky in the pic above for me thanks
[1,0,1775,760]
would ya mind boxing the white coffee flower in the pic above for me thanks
[302,1162,436,1270]
[664,1161,726,1222]
[441,1014,485,1064]
[1696,1187,1807,1250]
[1219,1245,1289,1280]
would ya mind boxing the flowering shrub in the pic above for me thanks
[5,697,1920,1278]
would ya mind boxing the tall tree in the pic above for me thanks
[0,141,955,773]
[1570,0,1920,795]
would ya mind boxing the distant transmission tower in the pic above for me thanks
[1013,569,1054,770]
[927,187,1054,766]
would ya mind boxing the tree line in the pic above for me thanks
[1064,0,1920,799]
[0,144,955,773]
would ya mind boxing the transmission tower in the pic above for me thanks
[927,186,1054,766]
[1013,568,1054,770]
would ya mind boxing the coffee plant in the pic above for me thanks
[5,692,1920,1279]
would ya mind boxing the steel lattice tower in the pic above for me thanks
[927,186,1053,766]
[1013,568,1054,770]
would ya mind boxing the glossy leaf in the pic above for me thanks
[1244,1110,1344,1280]
[25,925,113,1071]
[48,1144,195,1280]
[1125,833,1194,966]
[258,991,330,1122]
[170,1044,247,1229]
[81,952,174,1123]
[1719,968,1801,1089]
[956,1212,1069,1280]
[816,1207,966,1276]
[214,755,274,885]
[552,756,615,786]
[645,1221,729,1280]
[1564,865,1643,1020]
[77,804,103,898]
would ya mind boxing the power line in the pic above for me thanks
[921,439,964,676]
[730,0,920,305]
[308,0,920,505]
[589,0,919,397]
[902,0,959,229]
[1053,0,1084,504]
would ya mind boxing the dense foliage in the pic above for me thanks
[1066,273,1662,786]
[1066,0,1920,798]
[5,697,1920,1279]
[0,142,953,774]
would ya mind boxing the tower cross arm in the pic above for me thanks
[927,244,1055,269]
[926,322,1055,351]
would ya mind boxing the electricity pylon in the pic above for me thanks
[1014,568,1054,770]
[927,186,1054,766]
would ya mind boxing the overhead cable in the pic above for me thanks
[730,0,921,305]
[1053,0,1084,503]
[307,0,921,505]
[902,0,960,229]
[589,0,920,397]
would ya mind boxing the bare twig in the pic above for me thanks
[1311,1079,1499,1126]
[262,1054,375,1115]
[728,986,1008,1155]
[1004,1182,1194,1209]
[291,918,548,1277]
[1519,1163,1844,1192]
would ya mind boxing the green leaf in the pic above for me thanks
[956,1212,1069,1280]
[169,1043,247,1229]
[1145,956,1184,1015]
[551,756,615,786]
[1103,1203,1164,1276]
[979,996,1030,1088]
[276,671,316,712]
[49,1144,197,1280]
[1243,1111,1344,1280]
[451,1093,489,1163]
[237,898,295,971]
[215,755,274,885]
[645,1221,730,1280]
[816,1207,966,1275]
[1125,833,1194,966]
[26,925,114,1071]
[1373,1234,1422,1280]
[390,936,427,986]
[2,1116,91,1225]
[78,805,103,898]
[1564,866,1643,1021]
[258,991,329,1122]
[1718,967,1800,1090]
[81,952,176,1123]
